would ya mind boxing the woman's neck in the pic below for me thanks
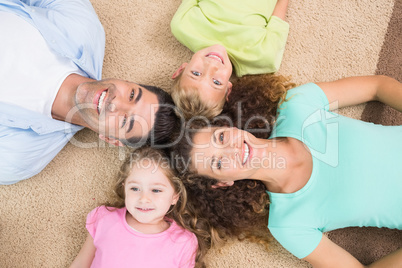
[257,137,313,194]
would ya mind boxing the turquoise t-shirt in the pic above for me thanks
[170,0,289,77]
[267,83,402,259]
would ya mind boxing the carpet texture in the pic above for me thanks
[0,0,401,267]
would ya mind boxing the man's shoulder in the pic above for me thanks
[0,103,83,185]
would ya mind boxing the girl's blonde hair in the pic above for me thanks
[171,73,225,120]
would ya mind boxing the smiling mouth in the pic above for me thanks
[206,53,224,64]
[242,141,250,165]
[97,90,107,114]
[136,207,154,212]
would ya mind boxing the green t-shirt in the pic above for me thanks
[170,0,289,77]
[267,83,402,258]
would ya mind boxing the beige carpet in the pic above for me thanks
[1,0,401,267]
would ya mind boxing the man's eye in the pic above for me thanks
[130,89,135,101]
[192,71,201,76]
[152,189,161,193]
[213,79,221,85]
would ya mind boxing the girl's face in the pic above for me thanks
[124,160,179,233]
[190,127,266,182]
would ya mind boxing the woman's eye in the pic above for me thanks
[213,79,221,85]
[152,189,161,193]
[122,115,127,128]
[217,159,222,170]
[131,187,139,191]
[192,71,201,76]
[219,132,224,143]
[130,89,135,101]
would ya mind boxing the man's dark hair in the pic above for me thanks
[122,84,179,148]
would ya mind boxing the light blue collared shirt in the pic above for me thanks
[0,0,105,184]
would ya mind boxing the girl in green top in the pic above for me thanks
[170,0,289,120]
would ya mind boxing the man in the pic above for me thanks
[0,0,178,184]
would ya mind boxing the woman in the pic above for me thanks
[173,75,402,267]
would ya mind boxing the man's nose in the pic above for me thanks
[107,97,131,113]
[107,102,116,112]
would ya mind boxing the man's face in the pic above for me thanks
[74,79,159,143]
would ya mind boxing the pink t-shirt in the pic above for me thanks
[86,206,197,268]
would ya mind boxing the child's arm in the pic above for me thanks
[272,0,289,20]
[317,75,402,112]
[70,234,96,268]
[305,235,402,268]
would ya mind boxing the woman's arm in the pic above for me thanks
[70,234,96,268]
[304,235,402,268]
[303,236,364,268]
[317,75,402,111]
[272,0,289,20]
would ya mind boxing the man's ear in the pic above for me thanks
[212,181,234,188]
[171,63,188,79]
[99,134,124,147]
[225,82,233,101]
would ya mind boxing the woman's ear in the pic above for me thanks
[225,82,233,101]
[99,134,124,147]
[171,63,188,79]
[212,181,234,188]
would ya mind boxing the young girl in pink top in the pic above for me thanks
[71,147,199,268]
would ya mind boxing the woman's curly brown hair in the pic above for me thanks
[180,172,272,250]
[218,73,296,138]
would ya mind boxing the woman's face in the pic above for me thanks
[190,127,266,182]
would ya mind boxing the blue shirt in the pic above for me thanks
[0,0,105,184]
[267,84,402,258]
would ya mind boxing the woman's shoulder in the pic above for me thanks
[284,83,329,108]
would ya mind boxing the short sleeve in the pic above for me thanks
[178,233,198,268]
[272,83,332,144]
[269,226,323,259]
[86,207,103,238]
[281,83,330,111]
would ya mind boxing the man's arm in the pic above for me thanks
[317,75,402,111]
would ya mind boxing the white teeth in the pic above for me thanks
[139,208,152,211]
[243,142,249,165]
[97,91,106,113]
[207,54,223,63]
